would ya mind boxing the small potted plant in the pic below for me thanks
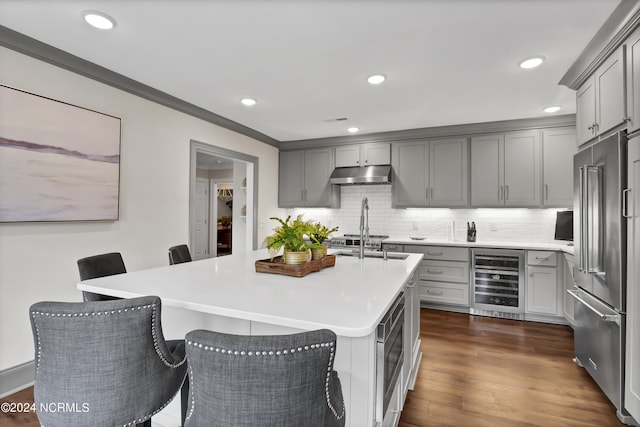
[308,222,339,260]
[264,215,311,265]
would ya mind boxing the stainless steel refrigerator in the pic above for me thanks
[570,130,634,424]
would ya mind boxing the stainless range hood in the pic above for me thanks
[329,165,392,185]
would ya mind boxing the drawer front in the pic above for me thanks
[382,243,403,252]
[419,260,469,283]
[527,250,557,267]
[404,245,468,262]
[420,281,470,306]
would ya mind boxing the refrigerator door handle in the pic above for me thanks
[567,290,621,325]
[578,166,586,272]
[585,166,603,275]
[623,188,632,219]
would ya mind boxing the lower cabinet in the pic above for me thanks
[525,251,565,321]
[563,253,576,326]
[404,245,470,308]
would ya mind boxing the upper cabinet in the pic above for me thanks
[471,130,541,207]
[542,128,577,207]
[278,148,340,208]
[627,26,640,135]
[392,137,467,208]
[577,46,626,145]
[335,142,390,167]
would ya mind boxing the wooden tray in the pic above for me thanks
[255,254,336,278]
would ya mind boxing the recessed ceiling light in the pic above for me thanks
[347,127,360,133]
[543,106,561,113]
[82,11,117,30]
[240,98,257,106]
[518,56,545,69]
[367,74,386,85]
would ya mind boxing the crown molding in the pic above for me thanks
[0,25,279,147]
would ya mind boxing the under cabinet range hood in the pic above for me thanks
[329,165,392,185]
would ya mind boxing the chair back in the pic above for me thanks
[77,252,126,301]
[29,296,187,427]
[184,328,345,427]
[168,245,192,265]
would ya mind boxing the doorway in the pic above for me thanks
[189,140,258,259]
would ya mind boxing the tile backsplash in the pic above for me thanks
[290,185,571,243]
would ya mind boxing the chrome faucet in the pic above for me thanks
[359,197,369,259]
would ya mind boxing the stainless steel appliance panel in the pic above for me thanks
[592,134,627,311]
[574,147,594,294]
[570,288,623,410]
[471,249,525,317]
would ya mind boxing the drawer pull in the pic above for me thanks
[427,290,443,295]
[535,256,550,261]
[427,251,443,256]
[426,269,443,274]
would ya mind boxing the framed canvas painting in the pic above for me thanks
[0,85,121,222]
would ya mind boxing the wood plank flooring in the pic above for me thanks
[399,309,624,427]
[0,308,625,427]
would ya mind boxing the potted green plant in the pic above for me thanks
[264,215,311,265]
[308,222,339,260]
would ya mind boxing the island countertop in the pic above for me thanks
[77,249,423,337]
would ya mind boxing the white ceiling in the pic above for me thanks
[0,0,620,142]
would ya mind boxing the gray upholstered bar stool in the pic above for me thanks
[168,244,192,265]
[29,295,188,427]
[184,328,346,427]
[77,252,127,301]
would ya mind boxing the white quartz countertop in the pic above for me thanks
[78,249,423,338]
[383,236,575,255]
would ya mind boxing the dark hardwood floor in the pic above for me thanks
[0,309,625,427]
[399,309,624,427]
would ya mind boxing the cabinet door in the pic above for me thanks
[504,130,541,207]
[596,46,626,136]
[303,148,335,206]
[335,144,361,167]
[278,150,305,207]
[542,128,576,207]
[429,137,468,207]
[563,254,575,326]
[471,134,504,206]
[391,141,429,207]
[577,76,597,146]
[625,135,640,421]
[627,26,640,134]
[362,143,391,166]
[526,266,558,315]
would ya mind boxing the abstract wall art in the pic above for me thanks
[0,85,121,222]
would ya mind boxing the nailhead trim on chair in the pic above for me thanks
[185,339,346,421]
[31,302,189,426]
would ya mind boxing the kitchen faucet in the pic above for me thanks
[359,197,369,259]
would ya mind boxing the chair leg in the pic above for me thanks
[181,375,190,426]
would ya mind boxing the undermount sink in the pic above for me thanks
[335,250,409,260]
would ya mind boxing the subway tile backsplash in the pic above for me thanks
[290,185,569,243]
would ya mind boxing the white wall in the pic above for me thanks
[292,185,570,243]
[0,46,283,371]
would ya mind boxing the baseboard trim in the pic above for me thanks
[0,361,35,398]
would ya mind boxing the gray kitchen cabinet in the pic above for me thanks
[471,130,541,207]
[625,134,640,421]
[403,270,421,397]
[627,26,640,135]
[392,138,467,208]
[563,253,575,326]
[526,251,563,317]
[404,245,470,308]
[577,45,626,145]
[542,127,577,207]
[334,142,390,167]
[278,148,340,208]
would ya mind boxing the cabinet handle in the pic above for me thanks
[588,125,594,131]
[624,117,632,122]
[365,159,368,164]
[505,185,509,201]
[427,269,443,274]
[529,272,534,277]
[623,188,632,219]
[544,184,549,200]
[535,256,549,261]
[427,289,443,295]
[406,281,416,288]
[427,251,443,256]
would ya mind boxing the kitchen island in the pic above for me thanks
[78,249,423,427]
